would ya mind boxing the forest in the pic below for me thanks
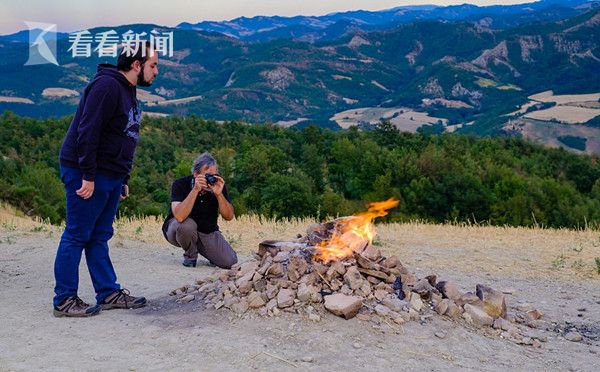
[1,112,599,228]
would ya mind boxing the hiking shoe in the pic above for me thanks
[182,258,197,267]
[101,288,147,310]
[53,296,102,318]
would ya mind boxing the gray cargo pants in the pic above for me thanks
[164,217,238,269]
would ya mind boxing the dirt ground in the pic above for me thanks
[1,210,599,371]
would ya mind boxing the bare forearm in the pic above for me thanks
[172,189,199,222]
[217,194,234,221]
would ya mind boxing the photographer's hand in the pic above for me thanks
[120,184,129,201]
[194,174,207,193]
[212,176,233,220]
[209,176,225,196]
[76,179,94,199]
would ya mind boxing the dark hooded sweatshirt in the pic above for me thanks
[59,64,142,183]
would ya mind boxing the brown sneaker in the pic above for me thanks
[53,296,102,318]
[101,288,147,310]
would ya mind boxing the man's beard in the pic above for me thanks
[137,66,152,87]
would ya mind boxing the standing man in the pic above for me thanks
[162,152,238,269]
[53,42,159,317]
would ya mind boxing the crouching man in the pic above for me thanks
[162,152,238,268]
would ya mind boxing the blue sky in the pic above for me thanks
[0,0,537,34]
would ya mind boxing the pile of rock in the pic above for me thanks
[170,218,546,346]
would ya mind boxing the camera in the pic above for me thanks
[205,173,219,186]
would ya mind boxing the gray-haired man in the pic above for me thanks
[162,152,238,268]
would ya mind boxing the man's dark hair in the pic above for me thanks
[117,41,152,72]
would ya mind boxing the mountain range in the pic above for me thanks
[179,0,597,42]
[0,0,599,149]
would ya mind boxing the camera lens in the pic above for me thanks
[205,174,217,185]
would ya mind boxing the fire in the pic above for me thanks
[314,198,399,263]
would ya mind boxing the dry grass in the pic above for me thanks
[2,204,599,281]
[376,222,600,281]
[137,89,165,103]
[142,112,169,118]
[528,90,600,105]
[41,88,79,98]
[524,105,600,124]
[518,119,600,155]
[274,118,309,128]
[330,106,447,131]
[146,95,203,107]
[0,96,34,104]
[371,80,390,91]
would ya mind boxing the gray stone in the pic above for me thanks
[266,283,279,299]
[253,278,267,292]
[355,282,372,297]
[382,297,408,312]
[230,300,249,314]
[236,261,259,278]
[361,245,381,261]
[522,330,548,342]
[526,309,543,321]
[434,299,450,315]
[410,294,423,312]
[247,292,266,309]
[457,292,482,307]
[399,272,417,287]
[277,288,295,308]
[374,289,388,301]
[323,293,363,319]
[287,256,308,282]
[266,298,277,311]
[330,260,346,275]
[257,256,273,275]
[343,266,366,290]
[408,308,420,321]
[463,303,494,327]
[223,296,238,309]
[521,337,534,345]
[180,294,195,303]
[493,318,516,332]
[297,283,319,302]
[375,282,393,293]
[265,263,284,277]
[308,313,321,322]
[382,256,401,268]
[273,251,290,262]
[435,281,462,300]
[237,280,253,295]
[412,278,438,298]
[476,284,507,319]
[565,331,583,342]
[375,304,391,316]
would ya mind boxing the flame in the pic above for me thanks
[314,198,399,263]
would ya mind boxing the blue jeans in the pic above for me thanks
[53,166,124,307]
